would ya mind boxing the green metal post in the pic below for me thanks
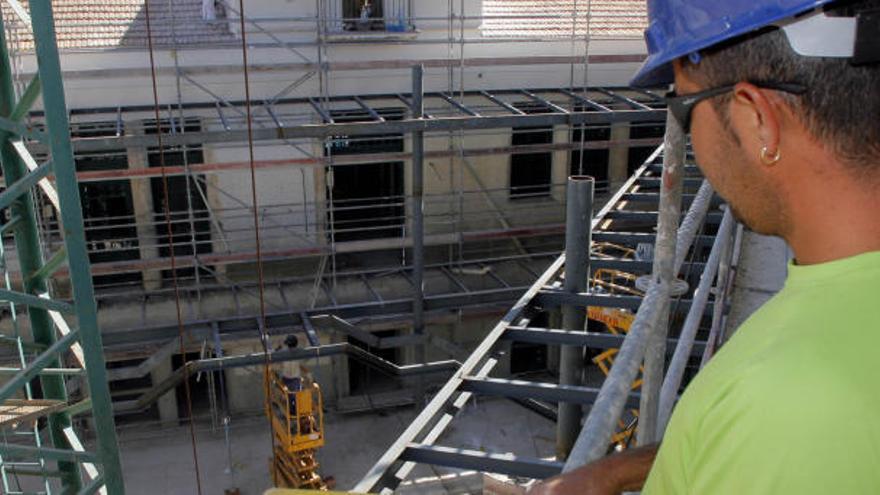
[25,1,126,493]
[0,10,80,492]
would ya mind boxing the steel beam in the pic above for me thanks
[116,343,459,412]
[0,290,73,313]
[401,445,564,479]
[521,89,569,114]
[480,90,525,115]
[311,314,380,346]
[637,177,704,188]
[23,1,126,490]
[353,95,384,122]
[596,88,653,111]
[62,107,666,151]
[437,92,480,116]
[558,87,612,112]
[501,327,707,355]
[0,329,79,402]
[0,11,80,489]
[100,285,527,348]
[300,313,320,346]
[462,377,641,409]
[0,444,98,464]
[0,159,53,211]
[537,291,715,314]
[308,97,333,124]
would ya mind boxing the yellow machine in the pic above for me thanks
[267,371,328,490]
[587,262,645,448]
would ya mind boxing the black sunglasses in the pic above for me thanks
[665,82,807,131]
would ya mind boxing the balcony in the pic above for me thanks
[320,0,416,41]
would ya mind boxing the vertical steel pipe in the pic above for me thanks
[637,111,685,445]
[556,175,594,460]
[701,223,744,367]
[411,65,426,367]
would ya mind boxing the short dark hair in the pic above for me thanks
[685,0,880,170]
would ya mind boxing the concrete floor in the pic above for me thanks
[117,397,555,494]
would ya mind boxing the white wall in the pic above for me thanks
[8,1,648,109]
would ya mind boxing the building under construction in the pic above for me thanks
[0,1,789,494]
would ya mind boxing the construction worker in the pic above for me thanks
[275,334,304,392]
[532,0,880,493]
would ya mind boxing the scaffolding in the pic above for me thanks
[0,2,123,494]
[0,0,701,492]
[354,141,739,490]
[0,0,659,301]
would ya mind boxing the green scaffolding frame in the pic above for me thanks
[0,1,124,494]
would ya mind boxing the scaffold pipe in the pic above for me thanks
[563,110,687,469]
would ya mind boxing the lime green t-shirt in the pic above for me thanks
[644,250,880,494]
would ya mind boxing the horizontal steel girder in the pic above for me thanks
[460,377,642,409]
[401,444,565,479]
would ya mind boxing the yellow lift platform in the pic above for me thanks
[267,371,328,490]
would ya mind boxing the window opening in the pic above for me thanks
[347,329,400,395]
[146,118,213,282]
[570,123,611,193]
[72,122,143,289]
[343,0,384,31]
[510,102,553,199]
[628,121,666,174]
[325,107,405,243]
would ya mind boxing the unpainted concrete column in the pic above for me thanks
[127,123,162,290]
[608,122,631,188]
[152,356,179,424]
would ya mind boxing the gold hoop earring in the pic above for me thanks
[760,146,781,165]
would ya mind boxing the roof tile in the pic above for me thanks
[481,0,647,39]
[1,0,234,51]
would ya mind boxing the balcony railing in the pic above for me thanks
[320,0,414,34]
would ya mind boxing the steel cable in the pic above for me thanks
[142,1,204,492]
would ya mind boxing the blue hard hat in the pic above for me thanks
[630,0,837,87]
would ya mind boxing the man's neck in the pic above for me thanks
[784,162,880,265]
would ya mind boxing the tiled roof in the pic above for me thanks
[1,0,234,51]
[481,0,647,39]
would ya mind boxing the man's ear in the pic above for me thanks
[730,82,782,157]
